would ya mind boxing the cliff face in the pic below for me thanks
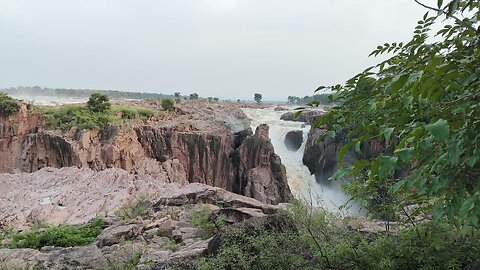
[0,104,44,173]
[0,103,292,204]
[303,127,385,182]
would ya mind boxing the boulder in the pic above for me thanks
[280,109,324,125]
[284,130,303,151]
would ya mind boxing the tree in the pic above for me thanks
[189,93,199,100]
[161,98,174,111]
[87,93,110,113]
[254,93,262,103]
[174,92,181,102]
[314,0,480,227]
[207,97,213,102]
[213,97,219,102]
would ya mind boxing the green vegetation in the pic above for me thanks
[199,202,480,270]
[287,94,337,106]
[87,93,111,113]
[254,93,262,103]
[107,249,147,270]
[189,205,226,239]
[37,94,156,131]
[0,93,20,116]
[161,239,179,252]
[4,218,103,249]
[161,98,175,111]
[311,0,480,227]
[189,93,199,100]
[115,195,150,222]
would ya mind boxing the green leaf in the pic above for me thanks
[459,197,476,217]
[377,156,398,180]
[381,126,395,142]
[394,147,414,163]
[425,119,450,142]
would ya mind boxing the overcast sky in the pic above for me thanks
[0,0,429,100]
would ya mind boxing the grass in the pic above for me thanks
[5,218,103,249]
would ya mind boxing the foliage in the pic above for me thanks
[161,239,179,252]
[115,195,150,222]
[161,98,175,111]
[174,92,181,102]
[87,93,111,113]
[107,249,148,270]
[197,222,311,270]
[189,93,199,100]
[189,205,226,239]
[2,86,176,100]
[38,105,110,131]
[6,218,103,249]
[254,93,262,103]
[0,93,20,116]
[199,201,480,270]
[313,0,480,226]
[287,94,335,106]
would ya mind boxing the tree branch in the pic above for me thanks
[414,0,478,33]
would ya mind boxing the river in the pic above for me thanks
[242,107,362,216]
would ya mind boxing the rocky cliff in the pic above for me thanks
[0,102,292,204]
[303,127,385,182]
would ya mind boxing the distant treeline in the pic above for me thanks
[287,94,337,105]
[2,86,177,100]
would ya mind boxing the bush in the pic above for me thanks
[7,218,103,249]
[189,205,226,239]
[38,105,109,131]
[0,93,20,116]
[87,93,111,113]
[161,99,175,111]
[115,195,150,222]
[199,201,480,270]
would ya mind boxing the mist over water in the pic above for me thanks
[242,107,363,216]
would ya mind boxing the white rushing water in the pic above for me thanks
[242,107,362,216]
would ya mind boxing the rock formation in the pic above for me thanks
[0,102,292,205]
[280,109,324,125]
[284,130,303,151]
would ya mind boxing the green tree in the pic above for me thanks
[174,92,181,102]
[0,93,20,116]
[213,97,219,102]
[86,93,110,113]
[161,98,175,111]
[315,0,480,227]
[189,93,199,100]
[254,93,262,103]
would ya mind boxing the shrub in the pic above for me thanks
[189,205,226,239]
[38,105,109,131]
[7,218,103,249]
[161,99,175,111]
[116,195,150,222]
[0,93,20,116]
[87,93,111,113]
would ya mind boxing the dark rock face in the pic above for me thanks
[280,109,324,125]
[303,128,385,182]
[284,130,303,151]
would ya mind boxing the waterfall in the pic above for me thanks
[242,107,362,216]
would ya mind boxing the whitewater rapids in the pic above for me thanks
[242,107,362,216]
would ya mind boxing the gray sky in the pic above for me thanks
[0,0,428,100]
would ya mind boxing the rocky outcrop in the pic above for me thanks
[233,124,293,204]
[285,130,303,151]
[280,109,324,125]
[0,182,284,270]
[0,102,292,205]
[303,128,385,182]
[0,104,44,173]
